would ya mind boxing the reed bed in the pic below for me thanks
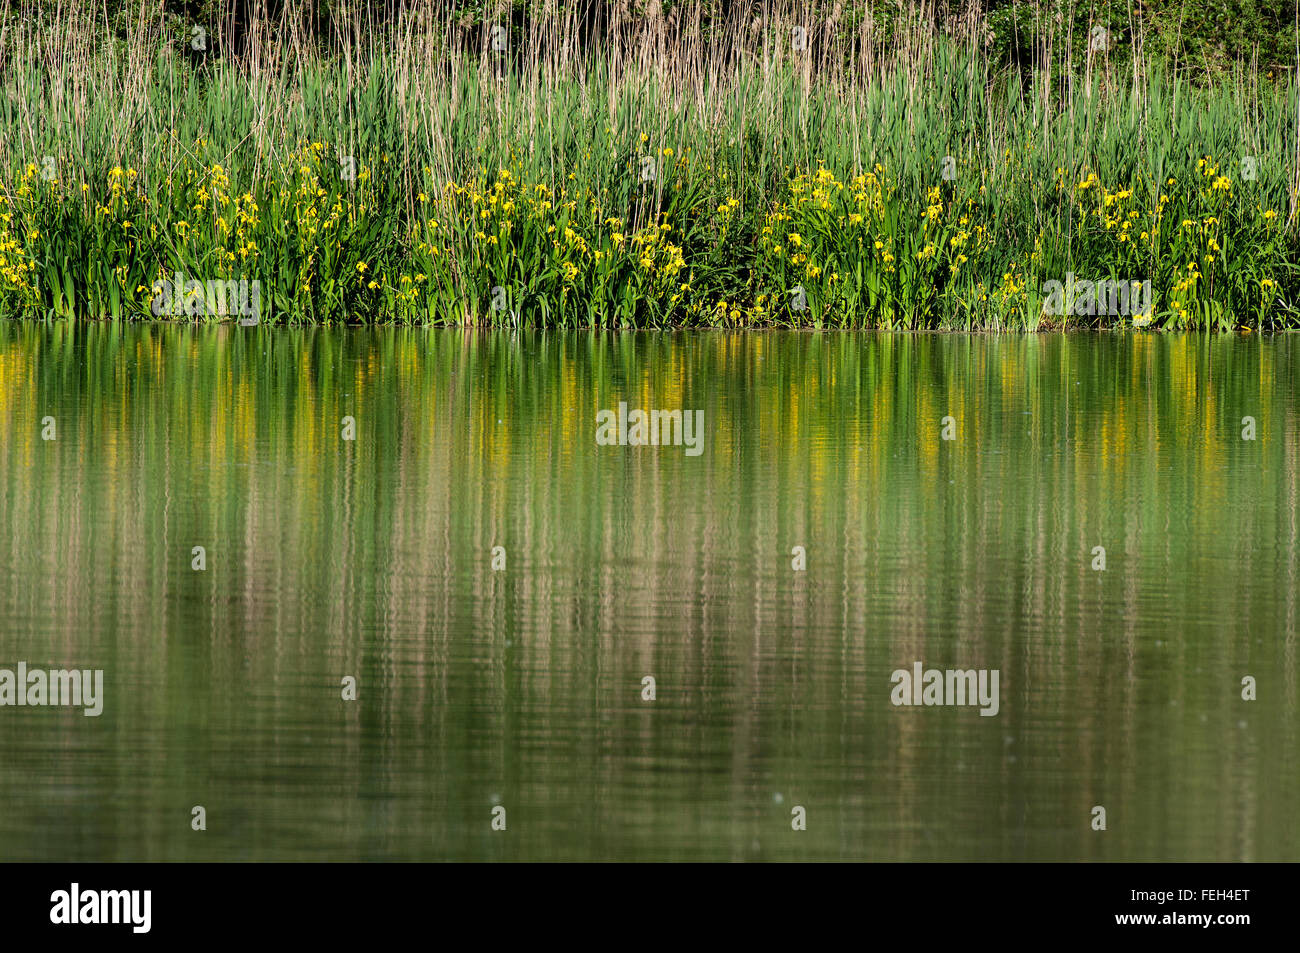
[1,1,1297,329]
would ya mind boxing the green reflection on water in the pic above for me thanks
[0,323,1296,861]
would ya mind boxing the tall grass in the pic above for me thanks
[1,1,1297,329]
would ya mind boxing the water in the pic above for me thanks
[0,323,1296,861]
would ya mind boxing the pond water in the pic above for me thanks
[0,323,1296,861]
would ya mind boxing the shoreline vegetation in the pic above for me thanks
[1,1,1298,330]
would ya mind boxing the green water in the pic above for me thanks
[0,323,1296,861]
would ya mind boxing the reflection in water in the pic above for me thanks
[0,323,1296,861]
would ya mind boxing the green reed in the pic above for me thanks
[0,1,1296,329]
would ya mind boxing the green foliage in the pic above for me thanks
[1,1,1297,328]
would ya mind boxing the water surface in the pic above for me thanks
[0,324,1296,861]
